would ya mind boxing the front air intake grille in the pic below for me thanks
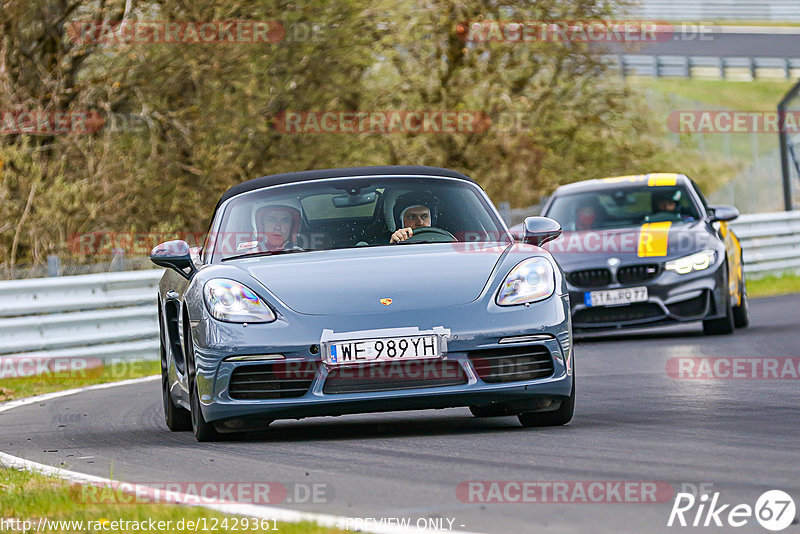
[228,361,317,400]
[468,346,554,383]
[323,360,467,394]
[667,291,710,318]
[573,303,664,325]
[567,268,611,288]
[618,264,660,284]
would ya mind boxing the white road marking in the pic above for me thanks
[0,375,483,534]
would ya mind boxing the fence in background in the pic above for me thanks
[629,0,800,21]
[0,212,797,365]
[611,55,800,80]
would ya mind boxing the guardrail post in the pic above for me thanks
[110,249,125,272]
[750,57,757,80]
[47,255,60,277]
[655,56,662,77]
[720,57,726,79]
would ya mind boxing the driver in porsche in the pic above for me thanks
[389,192,438,243]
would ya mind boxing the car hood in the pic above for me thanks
[544,220,716,271]
[237,243,510,315]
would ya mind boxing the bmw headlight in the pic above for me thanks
[497,257,556,306]
[203,279,276,323]
[664,250,716,275]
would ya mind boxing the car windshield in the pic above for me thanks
[210,176,510,261]
[544,185,700,231]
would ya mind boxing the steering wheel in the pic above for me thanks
[398,226,457,244]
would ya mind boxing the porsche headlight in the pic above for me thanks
[497,257,556,306]
[665,250,716,275]
[203,279,276,323]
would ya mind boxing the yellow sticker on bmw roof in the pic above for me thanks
[638,222,672,257]
[647,173,678,187]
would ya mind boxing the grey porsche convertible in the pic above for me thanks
[150,166,573,441]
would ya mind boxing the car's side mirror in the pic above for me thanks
[521,216,562,246]
[707,205,739,222]
[150,240,196,279]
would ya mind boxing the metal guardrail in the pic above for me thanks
[611,54,800,80]
[0,214,797,364]
[0,270,162,365]
[630,1,800,22]
[731,211,800,276]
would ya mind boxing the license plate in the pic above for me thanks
[326,335,440,365]
[585,286,648,307]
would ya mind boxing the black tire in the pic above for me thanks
[703,293,735,335]
[469,405,510,418]
[518,376,575,427]
[185,332,222,442]
[190,375,222,442]
[160,323,191,431]
[733,267,750,328]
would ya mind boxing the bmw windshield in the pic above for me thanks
[545,185,700,232]
[209,176,511,262]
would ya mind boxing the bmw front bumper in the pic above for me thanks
[568,260,727,331]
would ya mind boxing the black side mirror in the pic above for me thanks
[707,205,739,222]
[522,216,562,246]
[150,240,196,278]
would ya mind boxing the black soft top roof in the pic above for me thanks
[216,165,474,208]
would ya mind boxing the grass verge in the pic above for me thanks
[0,360,160,403]
[0,467,343,533]
[631,78,795,114]
[748,272,800,298]
[0,361,346,533]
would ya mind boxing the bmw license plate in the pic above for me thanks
[585,287,648,307]
[326,336,440,365]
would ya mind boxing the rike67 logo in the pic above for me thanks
[668,489,796,531]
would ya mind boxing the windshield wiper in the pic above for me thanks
[221,248,307,262]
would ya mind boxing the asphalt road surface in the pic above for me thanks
[2,294,799,533]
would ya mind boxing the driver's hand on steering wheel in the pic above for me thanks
[390,227,413,244]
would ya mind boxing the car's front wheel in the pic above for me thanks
[703,264,735,335]
[185,332,223,442]
[160,317,191,431]
[189,374,222,442]
[703,295,735,335]
[518,376,575,427]
[733,265,749,328]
